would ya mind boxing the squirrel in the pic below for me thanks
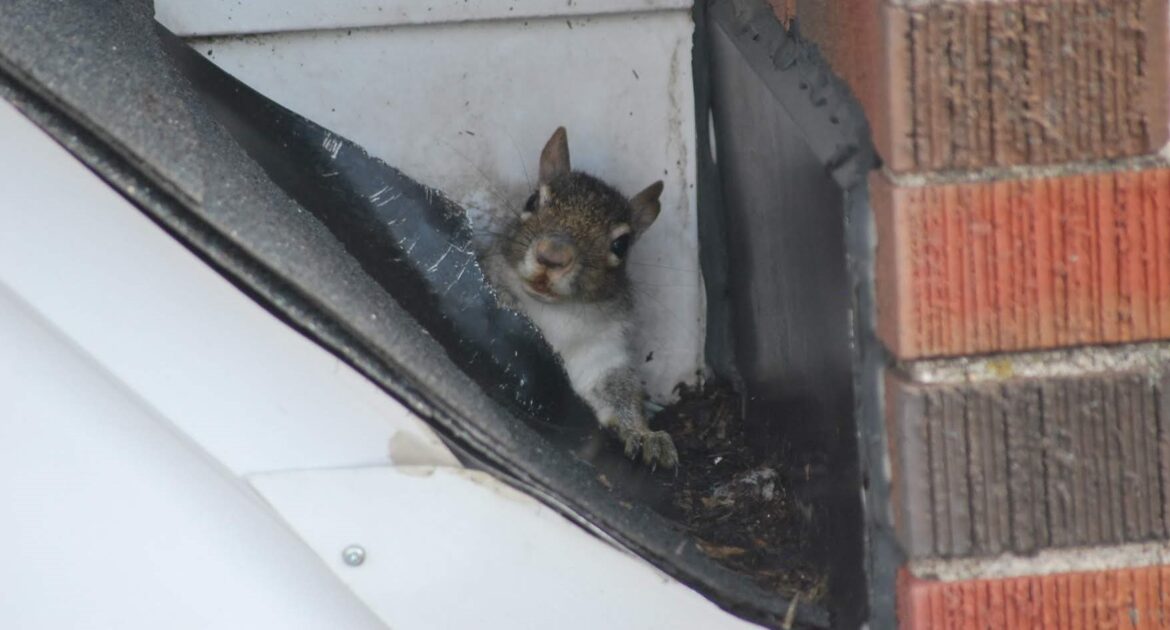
[480,127,679,469]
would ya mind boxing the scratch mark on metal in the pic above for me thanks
[322,133,344,160]
[443,258,473,295]
[427,244,454,273]
[377,192,404,207]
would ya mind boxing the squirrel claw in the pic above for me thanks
[622,430,643,460]
[617,426,678,469]
[641,430,678,469]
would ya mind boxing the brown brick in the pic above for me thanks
[898,566,1170,630]
[886,369,1170,559]
[873,167,1170,359]
[794,0,1169,173]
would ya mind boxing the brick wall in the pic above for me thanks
[771,0,1170,627]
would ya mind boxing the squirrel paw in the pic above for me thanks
[618,426,679,470]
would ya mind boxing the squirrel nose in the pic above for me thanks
[533,237,576,270]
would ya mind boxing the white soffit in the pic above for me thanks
[0,98,457,476]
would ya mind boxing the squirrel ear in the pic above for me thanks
[539,127,571,185]
[630,180,664,235]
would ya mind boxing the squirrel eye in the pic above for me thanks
[610,234,631,258]
[522,192,539,215]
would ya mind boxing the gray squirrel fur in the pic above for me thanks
[480,127,678,468]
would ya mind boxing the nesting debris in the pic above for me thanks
[649,382,828,602]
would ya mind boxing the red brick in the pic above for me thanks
[898,566,1170,629]
[790,0,1169,173]
[873,168,1170,359]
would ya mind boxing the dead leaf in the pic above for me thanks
[696,541,748,559]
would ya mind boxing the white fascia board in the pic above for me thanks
[0,284,389,630]
[250,466,760,630]
[157,0,693,36]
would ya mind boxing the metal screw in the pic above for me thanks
[342,545,366,567]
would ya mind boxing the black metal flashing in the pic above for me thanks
[707,0,887,627]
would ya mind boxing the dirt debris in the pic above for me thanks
[649,382,829,603]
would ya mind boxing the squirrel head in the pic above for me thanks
[501,126,664,304]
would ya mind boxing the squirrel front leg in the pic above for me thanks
[583,366,678,469]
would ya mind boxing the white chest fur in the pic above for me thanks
[507,280,633,397]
